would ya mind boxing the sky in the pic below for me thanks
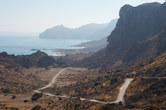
[0,0,165,36]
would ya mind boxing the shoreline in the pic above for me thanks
[31,47,87,57]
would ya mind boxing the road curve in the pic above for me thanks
[141,77,166,79]
[33,68,134,104]
[113,78,134,104]
[33,68,66,93]
[38,68,66,91]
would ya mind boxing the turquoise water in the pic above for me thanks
[0,36,88,55]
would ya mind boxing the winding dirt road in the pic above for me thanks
[114,78,133,104]
[33,68,134,104]
[38,68,66,90]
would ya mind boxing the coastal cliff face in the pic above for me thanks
[81,2,166,68]
[108,3,162,49]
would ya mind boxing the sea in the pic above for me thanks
[0,36,88,56]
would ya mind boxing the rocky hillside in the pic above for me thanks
[36,51,166,109]
[81,2,166,68]
[0,51,56,68]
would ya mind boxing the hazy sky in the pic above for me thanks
[0,0,165,36]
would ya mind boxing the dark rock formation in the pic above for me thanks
[81,2,166,68]
[31,93,43,102]
[0,52,8,58]
[32,105,42,110]
[11,95,16,99]
[16,51,56,68]
[37,56,55,67]
[1,88,10,93]
[0,51,56,68]
[24,100,28,103]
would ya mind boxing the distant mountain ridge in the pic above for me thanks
[74,19,118,52]
[39,23,110,40]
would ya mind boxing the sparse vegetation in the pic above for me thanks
[31,93,43,102]
[32,105,42,110]
[0,1,166,110]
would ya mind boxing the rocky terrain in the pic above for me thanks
[0,50,63,95]
[0,51,58,68]
[0,2,166,110]
[40,48,166,110]
[80,2,166,69]
[50,2,166,109]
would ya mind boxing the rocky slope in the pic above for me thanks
[81,2,166,68]
[0,51,57,68]
[32,51,166,110]
[0,51,58,94]
[1,2,166,110]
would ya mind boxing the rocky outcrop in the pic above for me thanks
[106,2,166,64]
[15,51,56,68]
[80,2,166,68]
[37,56,55,67]
[0,51,56,68]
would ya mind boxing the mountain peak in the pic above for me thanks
[81,2,166,68]
[39,22,109,40]
[139,2,161,6]
[52,25,67,29]
[58,24,65,27]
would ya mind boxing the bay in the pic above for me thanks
[0,36,88,56]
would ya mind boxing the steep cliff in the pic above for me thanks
[81,2,166,68]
